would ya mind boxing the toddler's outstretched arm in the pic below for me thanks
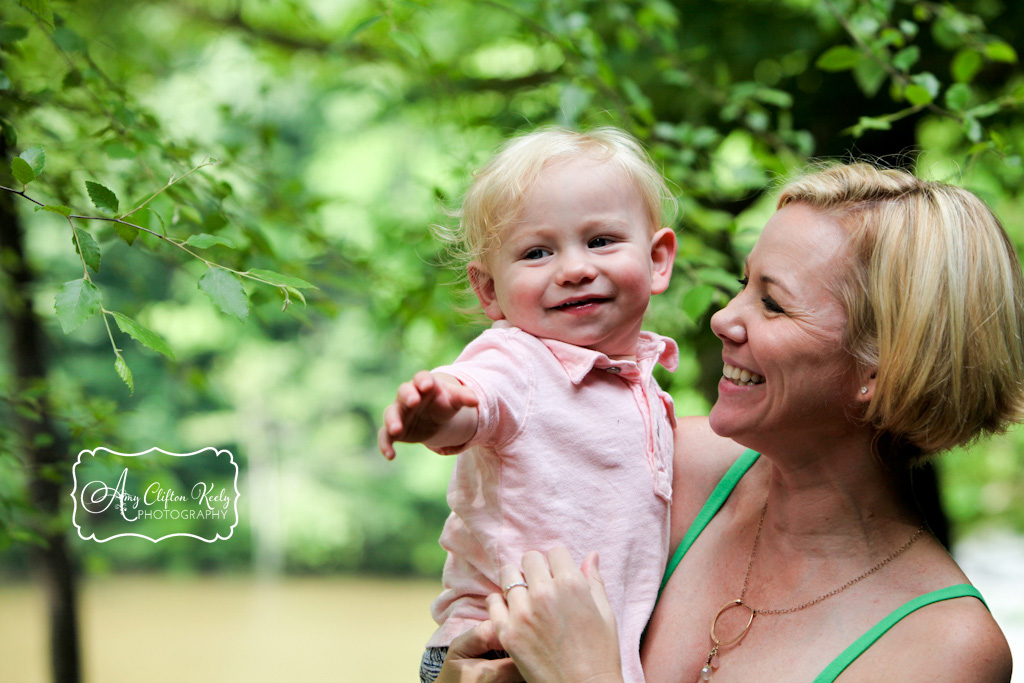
[378,371,480,460]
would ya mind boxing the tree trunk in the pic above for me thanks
[1,144,82,683]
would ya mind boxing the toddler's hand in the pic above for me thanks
[378,371,479,459]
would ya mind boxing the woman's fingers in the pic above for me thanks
[486,549,624,683]
[498,562,530,609]
[581,552,617,627]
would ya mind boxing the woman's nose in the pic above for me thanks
[710,296,747,345]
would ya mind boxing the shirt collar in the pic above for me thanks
[538,331,680,385]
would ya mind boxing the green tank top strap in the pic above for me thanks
[659,449,760,594]
[813,583,987,683]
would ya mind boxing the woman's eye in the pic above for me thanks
[762,296,785,314]
[589,237,612,248]
[737,276,749,288]
[523,248,550,260]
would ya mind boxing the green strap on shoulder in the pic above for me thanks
[813,583,987,683]
[658,449,760,594]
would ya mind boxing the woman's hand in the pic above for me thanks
[435,621,525,683]
[486,547,624,683]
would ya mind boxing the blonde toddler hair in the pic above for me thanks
[440,126,676,268]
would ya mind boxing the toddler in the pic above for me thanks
[379,127,678,683]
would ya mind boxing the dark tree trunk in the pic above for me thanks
[1,142,82,683]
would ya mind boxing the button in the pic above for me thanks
[605,366,621,374]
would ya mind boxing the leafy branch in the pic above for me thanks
[3,147,316,392]
[818,0,1022,145]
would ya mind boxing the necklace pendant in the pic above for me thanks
[700,646,719,681]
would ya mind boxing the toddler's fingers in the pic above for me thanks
[450,383,480,409]
[411,370,436,395]
[395,379,423,409]
[377,425,396,460]
[382,402,405,437]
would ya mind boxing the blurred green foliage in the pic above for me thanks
[2,0,1024,577]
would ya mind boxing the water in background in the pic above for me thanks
[0,532,1021,682]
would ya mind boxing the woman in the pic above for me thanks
[438,162,1024,683]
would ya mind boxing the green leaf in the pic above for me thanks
[43,204,71,217]
[16,0,54,30]
[984,41,1017,64]
[892,46,920,72]
[816,45,862,72]
[846,115,892,137]
[910,72,941,97]
[967,101,1000,119]
[115,355,134,394]
[85,180,119,215]
[109,311,175,359]
[52,26,86,52]
[247,268,317,289]
[54,278,101,333]
[347,15,383,40]
[952,49,983,83]
[284,286,307,307]
[0,71,10,91]
[963,116,983,143]
[681,285,716,322]
[185,233,236,249]
[945,83,973,111]
[114,222,138,246]
[10,157,34,185]
[0,25,30,44]
[853,59,887,97]
[198,267,249,321]
[904,84,933,106]
[20,146,44,176]
[73,227,101,272]
[62,69,82,88]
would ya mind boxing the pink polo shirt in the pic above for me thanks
[426,323,677,683]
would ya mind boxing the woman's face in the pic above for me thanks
[708,202,864,450]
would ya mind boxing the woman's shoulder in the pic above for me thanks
[673,416,748,492]
[670,416,750,545]
[841,588,1011,683]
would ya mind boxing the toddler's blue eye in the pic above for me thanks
[589,237,612,248]
[524,248,549,260]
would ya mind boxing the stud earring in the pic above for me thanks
[860,387,868,394]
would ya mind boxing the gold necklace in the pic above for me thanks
[698,500,926,682]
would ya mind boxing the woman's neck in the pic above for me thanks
[753,433,922,557]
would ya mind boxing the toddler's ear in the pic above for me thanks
[650,227,677,295]
[468,261,505,321]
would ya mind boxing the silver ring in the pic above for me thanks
[502,580,528,597]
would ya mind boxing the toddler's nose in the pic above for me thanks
[556,251,597,285]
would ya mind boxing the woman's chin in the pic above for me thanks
[707,406,732,437]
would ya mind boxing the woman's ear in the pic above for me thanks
[650,227,677,295]
[468,261,505,321]
[857,369,877,402]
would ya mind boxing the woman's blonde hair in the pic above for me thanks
[778,162,1024,462]
[439,126,676,267]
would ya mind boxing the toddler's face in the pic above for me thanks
[470,155,673,359]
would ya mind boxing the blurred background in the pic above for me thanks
[1,0,1023,681]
